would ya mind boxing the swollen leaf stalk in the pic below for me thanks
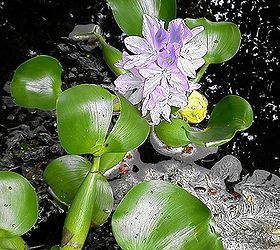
[61,157,101,250]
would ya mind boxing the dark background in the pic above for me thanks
[0,0,280,248]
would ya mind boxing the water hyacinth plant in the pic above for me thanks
[5,0,254,249]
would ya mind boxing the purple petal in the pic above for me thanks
[142,14,166,50]
[124,36,151,54]
[168,18,192,45]
[143,72,163,97]
[124,53,156,69]
[160,76,169,90]
[143,95,156,111]
[151,85,168,102]
[168,90,187,107]
[115,51,130,69]
[150,105,161,124]
[127,87,143,105]
[168,70,190,92]
[154,26,168,51]
[114,73,143,94]
[177,57,197,78]
[138,63,162,78]
[157,43,177,68]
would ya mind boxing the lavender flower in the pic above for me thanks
[114,14,207,125]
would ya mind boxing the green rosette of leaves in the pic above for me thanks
[112,180,223,250]
[0,171,38,250]
[10,54,150,249]
[43,84,149,250]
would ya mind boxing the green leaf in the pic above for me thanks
[56,84,114,155]
[105,93,150,153]
[0,171,38,237]
[10,55,62,110]
[50,246,60,250]
[112,180,223,250]
[155,95,253,147]
[100,152,126,174]
[185,95,253,147]
[93,32,126,76]
[107,0,176,35]
[0,236,28,250]
[43,155,91,205]
[61,171,113,248]
[154,118,191,148]
[90,173,114,226]
[185,18,241,64]
[158,0,177,27]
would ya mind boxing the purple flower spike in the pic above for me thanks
[114,14,207,125]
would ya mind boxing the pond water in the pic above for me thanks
[0,0,279,249]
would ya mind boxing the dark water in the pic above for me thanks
[0,0,279,248]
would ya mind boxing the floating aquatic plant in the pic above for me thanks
[6,0,254,249]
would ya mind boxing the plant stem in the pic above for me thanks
[93,32,126,76]
[61,157,101,250]
[113,102,121,112]
[91,156,101,172]
[193,62,209,83]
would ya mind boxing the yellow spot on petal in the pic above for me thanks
[176,90,208,124]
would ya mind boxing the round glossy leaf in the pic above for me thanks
[0,171,38,237]
[154,118,191,148]
[0,236,27,250]
[112,180,223,250]
[10,55,62,110]
[43,155,91,205]
[185,18,241,64]
[56,84,114,155]
[186,95,253,147]
[105,93,150,153]
[107,0,176,35]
